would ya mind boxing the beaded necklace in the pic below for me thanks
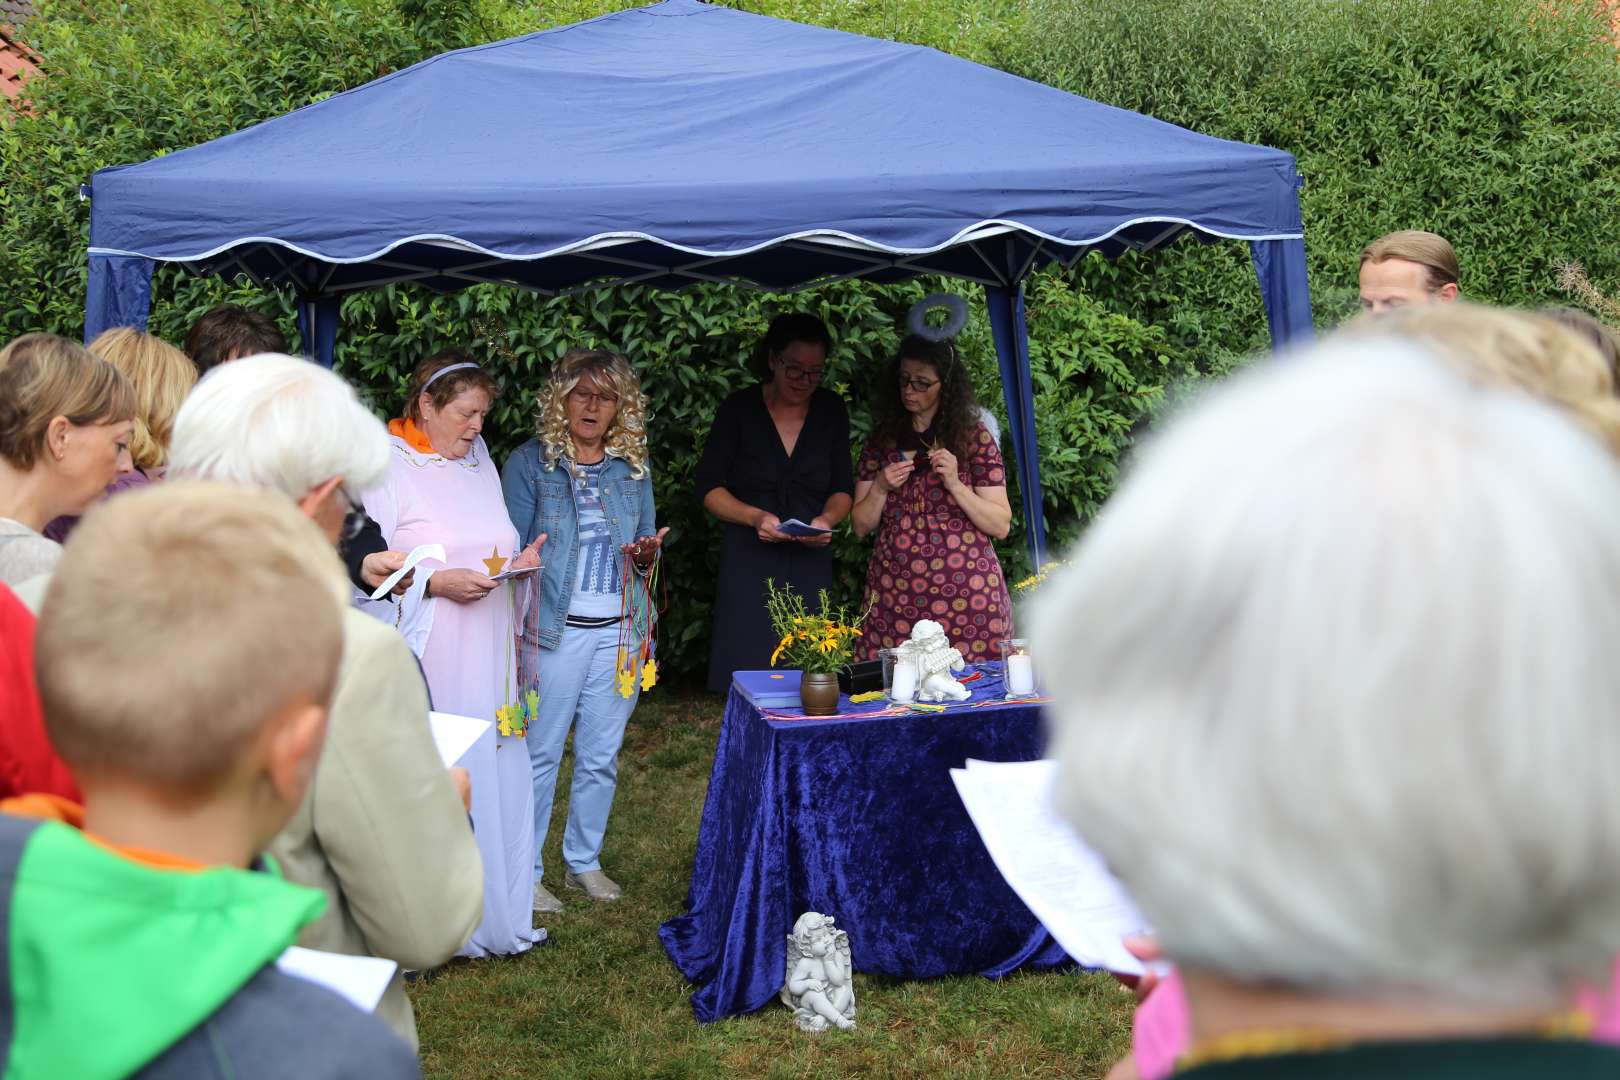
[396,440,481,471]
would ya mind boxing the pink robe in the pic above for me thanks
[364,434,543,957]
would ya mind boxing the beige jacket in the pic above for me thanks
[269,607,483,1050]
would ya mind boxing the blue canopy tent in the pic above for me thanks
[82,0,1311,564]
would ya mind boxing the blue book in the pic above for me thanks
[731,669,802,708]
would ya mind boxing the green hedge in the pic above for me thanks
[1001,0,1620,338]
[7,0,1613,676]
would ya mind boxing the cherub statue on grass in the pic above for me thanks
[781,911,856,1032]
[895,619,970,702]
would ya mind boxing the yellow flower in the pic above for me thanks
[771,633,792,666]
[641,659,659,691]
[818,637,838,654]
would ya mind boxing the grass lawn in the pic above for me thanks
[410,688,1133,1079]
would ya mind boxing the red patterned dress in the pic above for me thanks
[855,421,1014,663]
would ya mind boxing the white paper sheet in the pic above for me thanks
[776,518,830,537]
[490,563,543,583]
[275,946,397,1012]
[368,542,446,600]
[429,710,492,767]
[951,758,1153,975]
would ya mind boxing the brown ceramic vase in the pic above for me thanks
[799,671,841,716]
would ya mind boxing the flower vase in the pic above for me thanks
[799,671,841,716]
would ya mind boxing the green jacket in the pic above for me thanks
[0,810,418,1079]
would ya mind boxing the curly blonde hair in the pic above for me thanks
[536,349,650,478]
[1339,303,1620,457]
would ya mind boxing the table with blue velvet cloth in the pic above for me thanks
[658,663,1069,1022]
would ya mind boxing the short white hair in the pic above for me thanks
[1036,339,1620,1005]
[168,353,388,498]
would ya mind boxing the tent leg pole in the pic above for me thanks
[83,254,154,344]
[986,283,1047,569]
[1250,238,1314,349]
[296,294,340,368]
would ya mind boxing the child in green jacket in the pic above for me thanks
[1,482,419,1080]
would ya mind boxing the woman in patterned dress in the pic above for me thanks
[850,335,1013,663]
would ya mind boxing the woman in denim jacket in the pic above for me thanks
[501,349,665,912]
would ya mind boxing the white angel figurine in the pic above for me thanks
[896,619,971,702]
[781,912,856,1032]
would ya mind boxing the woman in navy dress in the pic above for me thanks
[694,315,854,693]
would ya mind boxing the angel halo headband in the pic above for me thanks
[907,293,969,343]
[421,361,480,392]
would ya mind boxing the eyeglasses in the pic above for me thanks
[338,486,368,542]
[898,375,940,393]
[781,362,826,385]
[569,388,620,407]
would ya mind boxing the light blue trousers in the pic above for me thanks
[526,622,639,880]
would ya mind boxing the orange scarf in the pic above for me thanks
[387,417,438,455]
[2,792,205,871]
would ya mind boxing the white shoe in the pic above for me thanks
[564,869,622,901]
[532,881,564,914]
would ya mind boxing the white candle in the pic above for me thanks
[1006,653,1035,696]
[890,658,919,703]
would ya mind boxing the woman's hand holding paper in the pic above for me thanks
[360,550,415,597]
[431,568,499,603]
[508,533,546,572]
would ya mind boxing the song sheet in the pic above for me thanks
[951,758,1153,975]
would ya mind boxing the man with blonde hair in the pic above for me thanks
[168,353,482,1050]
[2,483,418,1077]
[1358,229,1460,313]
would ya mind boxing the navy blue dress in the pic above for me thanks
[694,385,854,693]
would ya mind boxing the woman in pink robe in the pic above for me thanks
[362,351,543,958]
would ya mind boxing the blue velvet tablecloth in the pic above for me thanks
[658,664,1069,1022]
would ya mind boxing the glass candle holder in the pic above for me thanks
[882,647,919,703]
[998,638,1037,699]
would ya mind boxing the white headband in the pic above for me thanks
[422,361,480,392]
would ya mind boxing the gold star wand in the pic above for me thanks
[482,546,507,576]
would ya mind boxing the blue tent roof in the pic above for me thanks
[85,0,1304,296]
[83,0,1314,570]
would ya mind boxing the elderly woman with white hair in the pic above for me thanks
[165,353,481,1051]
[1036,341,1620,1079]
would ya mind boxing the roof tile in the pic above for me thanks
[0,22,38,101]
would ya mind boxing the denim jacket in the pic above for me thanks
[500,438,657,650]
